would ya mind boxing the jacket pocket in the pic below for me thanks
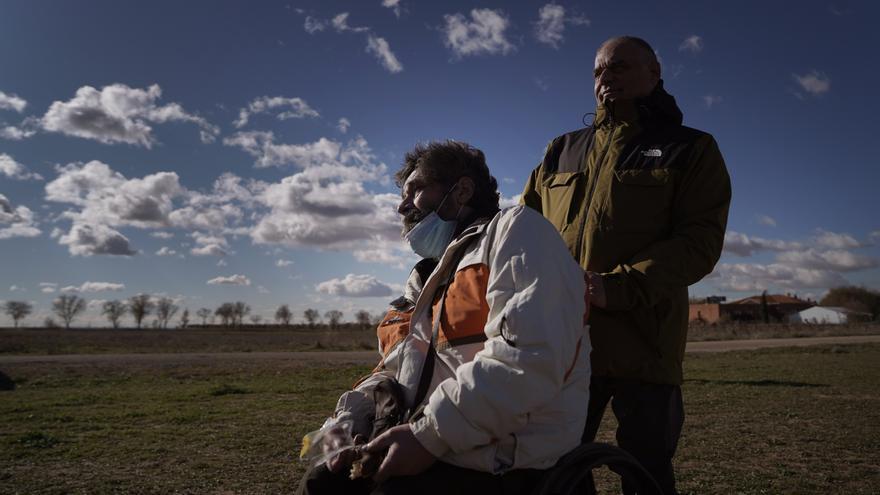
[607,169,673,233]
[540,171,585,232]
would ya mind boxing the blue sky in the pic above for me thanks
[1,0,878,326]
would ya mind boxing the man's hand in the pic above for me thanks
[586,271,607,309]
[363,424,437,484]
[324,433,366,473]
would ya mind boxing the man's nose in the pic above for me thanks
[397,198,412,215]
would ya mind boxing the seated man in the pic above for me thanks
[304,141,590,495]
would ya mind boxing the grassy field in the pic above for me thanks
[1,344,878,494]
[1,322,878,355]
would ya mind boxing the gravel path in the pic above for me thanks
[1,335,877,364]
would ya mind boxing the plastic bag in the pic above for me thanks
[299,418,356,467]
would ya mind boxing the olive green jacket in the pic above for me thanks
[522,82,731,385]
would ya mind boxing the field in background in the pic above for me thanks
[1,323,878,355]
[1,344,878,494]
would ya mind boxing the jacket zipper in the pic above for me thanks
[574,125,616,266]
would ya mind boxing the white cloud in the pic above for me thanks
[756,214,777,227]
[58,222,137,256]
[41,83,218,147]
[207,274,251,286]
[382,0,402,18]
[337,117,351,133]
[61,281,126,293]
[155,246,177,256]
[276,259,293,267]
[776,249,878,272]
[723,231,803,257]
[351,239,416,269]
[316,273,394,297]
[709,262,848,292]
[46,160,183,229]
[0,193,41,240]
[0,90,27,113]
[443,9,516,58]
[534,4,589,49]
[366,35,404,73]
[0,124,37,140]
[217,258,228,267]
[703,95,722,109]
[151,231,174,239]
[793,71,831,97]
[8,285,23,292]
[0,154,43,180]
[499,194,521,209]
[224,132,386,174]
[233,96,319,128]
[332,12,370,33]
[679,35,703,53]
[813,229,862,249]
[304,16,327,34]
[40,283,57,294]
[190,232,229,257]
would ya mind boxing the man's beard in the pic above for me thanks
[401,208,430,236]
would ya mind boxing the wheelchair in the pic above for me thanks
[532,442,663,495]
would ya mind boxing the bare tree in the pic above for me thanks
[215,303,235,327]
[249,314,262,325]
[275,304,292,327]
[179,308,190,329]
[196,307,211,326]
[3,301,32,328]
[232,301,250,327]
[325,310,343,329]
[53,294,86,329]
[354,310,372,330]
[156,297,179,329]
[129,294,154,329]
[102,300,127,329]
[303,308,320,328]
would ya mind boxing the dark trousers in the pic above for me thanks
[304,461,545,495]
[582,376,684,495]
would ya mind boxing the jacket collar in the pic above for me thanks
[594,80,684,129]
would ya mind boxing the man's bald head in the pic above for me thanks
[593,36,661,104]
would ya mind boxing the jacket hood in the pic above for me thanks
[594,80,683,128]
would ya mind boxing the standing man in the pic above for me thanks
[521,36,731,494]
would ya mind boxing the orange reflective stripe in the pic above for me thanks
[563,337,582,382]
[431,263,490,348]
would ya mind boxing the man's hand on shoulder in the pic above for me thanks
[586,271,607,309]
[364,424,437,484]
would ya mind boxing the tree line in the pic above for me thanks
[2,295,379,330]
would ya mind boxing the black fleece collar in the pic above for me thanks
[594,80,684,129]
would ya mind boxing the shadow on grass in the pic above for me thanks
[0,370,14,391]
[685,378,828,388]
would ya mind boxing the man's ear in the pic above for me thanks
[454,176,475,208]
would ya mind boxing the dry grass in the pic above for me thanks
[687,322,880,341]
[1,344,878,494]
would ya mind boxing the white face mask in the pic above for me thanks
[403,184,460,259]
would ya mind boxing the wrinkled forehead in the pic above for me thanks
[401,166,432,194]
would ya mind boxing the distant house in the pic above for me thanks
[790,306,872,324]
[689,293,814,324]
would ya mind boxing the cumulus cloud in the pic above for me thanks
[337,117,351,133]
[190,232,229,257]
[233,96,319,128]
[0,154,42,180]
[40,282,57,294]
[366,35,404,73]
[58,223,137,256]
[276,259,293,267]
[534,4,589,49]
[709,263,848,292]
[723,231,803,257]
[316,273,394,297]
[151,231,174,239]
[444,9,515,58]
[813,229,862,249]
[0,90,27,113]
[224,132,386,174]
[46,160,183,229]
[0,193,41,240]
[207,274,251,286]
[793,71,831,97]
[382,0,402,18]
[0,124,37,140]
[40,83,218,147]
[679,35,703,53]
[776,249,879,272]
[756,214,777,227]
